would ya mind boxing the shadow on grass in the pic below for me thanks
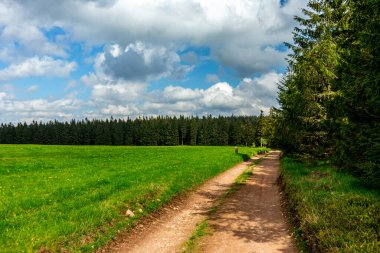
[237,153,250,161]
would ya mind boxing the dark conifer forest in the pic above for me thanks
[274,0,379,186]
[0,115,269,147]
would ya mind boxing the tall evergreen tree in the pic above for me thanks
[189,117,198,145]
[279,0,345,159]
[333,0,380,183]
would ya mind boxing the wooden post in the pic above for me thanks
[234,146,238,154]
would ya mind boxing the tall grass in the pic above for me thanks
[281,157,380,252]
[0,145,267,252]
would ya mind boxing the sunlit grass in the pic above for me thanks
[281,157,380,252]
[0,145,268,252]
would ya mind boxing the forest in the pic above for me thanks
[272,0,379,187]
[0,114,269,147]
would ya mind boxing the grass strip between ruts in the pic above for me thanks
[182,154,266,253]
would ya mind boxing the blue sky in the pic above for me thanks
[0,0,306,123]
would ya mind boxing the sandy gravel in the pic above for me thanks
[201,151,297,253]
[104,154,264,253]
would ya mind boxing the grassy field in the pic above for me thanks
[280,157,380,252]
[0,145,268,252]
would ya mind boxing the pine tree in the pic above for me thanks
[333,0,380,184]
[189,117,198,145]
[278,0,345,159]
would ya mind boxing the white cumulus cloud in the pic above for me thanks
[160,86,202,102]
[92,81,147,103]
[5,0,306,76]
[0,57,77,80]
[0,72,283,122]
[0,1,67,61]
[88,72,283,118]
[0,91,84,123]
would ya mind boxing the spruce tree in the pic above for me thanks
[334,0,380,184]
[278,0,345,159]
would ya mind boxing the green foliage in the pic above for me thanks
[0,115,263,147]
[276,0,380,184]
[254,110,265,147]
[281,157,380,252]
[278,0,342,158]
[0,145,261,252]
[331,0,380,185]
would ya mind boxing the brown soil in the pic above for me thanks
[200,151,297,253]
[102,151,296,253]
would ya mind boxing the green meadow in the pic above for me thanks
[0,145,267,252]
[281,157,380,252]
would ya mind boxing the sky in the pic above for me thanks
[0,0,306,123]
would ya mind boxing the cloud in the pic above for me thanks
[0,91,84,123]
[0,1,67,62]
[0,56,77,80]
[100,104,139,116]
[26,85,38,93]
[159,86,202,102]
[158,72,283,115]
[80,42,193,89]
[90,72,282,118]
[91,81,147,103]
[201,82,243,110]
[81,41,195,113]
[181,52,198,64]
[142,101,199,115]
[234,72,283,114]
[65,80,79,90]
[0,92,7,100]
[6,0,306,76]
[0,83,14,93]
[205,74,219,83]
[101,42,192,81]
[216,46,288,75]
[0,72,282,122]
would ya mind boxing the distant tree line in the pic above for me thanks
[271,0,379,187]
[0,115,269,146]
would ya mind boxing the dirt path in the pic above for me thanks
[200,151,296,253]
[104,154,264,253]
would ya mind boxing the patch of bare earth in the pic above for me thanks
[102,155,264,253]
[200,151,297,253]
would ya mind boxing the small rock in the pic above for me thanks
[138,208,143,213]
[126,209,135,217]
